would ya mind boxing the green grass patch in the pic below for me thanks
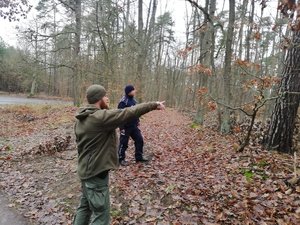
[111,209,122,217]
[244,170,254,182]
[257,160,269,168]
[240,168,254,182]
[165,184,176,193]
[190,122,201,130]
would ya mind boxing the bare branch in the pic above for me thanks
[38,31,75,38]
[50,47,72,53]
[208,94,253,117]
[208,93,281,117]
[284,91,300,95]
[57,0,74,11]
[185,0,224,33]
[96,2,108,56]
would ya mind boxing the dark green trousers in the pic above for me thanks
[73,173,110,225]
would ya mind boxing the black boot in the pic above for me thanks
[136,157,148,163]
[119,160,129,166]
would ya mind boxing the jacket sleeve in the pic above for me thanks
[118,101,126,109]
[94,102,158,129]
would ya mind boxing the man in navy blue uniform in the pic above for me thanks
[118,85,148,166]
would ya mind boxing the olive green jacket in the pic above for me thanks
[75,102,158,180]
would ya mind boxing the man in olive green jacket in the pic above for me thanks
[73,84,165,225]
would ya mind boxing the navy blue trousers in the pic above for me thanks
[118,126,144,161]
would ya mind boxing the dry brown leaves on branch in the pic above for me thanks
[278,0,297,17]
[278,1,300,31]
[188,64,212,76]
[253,31,261,40]
[235,59,261,71]
[177,46,193,58]
[207,101,217,111]
[242,76,281,91]
[198,87,209,99]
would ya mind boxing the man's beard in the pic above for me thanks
[100,100,109,109]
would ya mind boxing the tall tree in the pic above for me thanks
[36,0,60,96]
[72,0,82,106]
[221,0,235,133]
[29,21,39,97]
[264,1,300,153]
[264,31,300,153]
[237,0,248,59]
[245,0,254,61]
[55,0,82,105]
[136,0,144,101]
[135,0,158,101]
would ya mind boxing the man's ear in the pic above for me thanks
[99,98,108,109]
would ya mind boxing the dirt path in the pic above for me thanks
[110,109,236,224]
[0,192,29,225]
[0,95,71,105]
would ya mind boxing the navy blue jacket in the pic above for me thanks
[118,95,139,128]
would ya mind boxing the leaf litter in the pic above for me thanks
[0,105,299,224]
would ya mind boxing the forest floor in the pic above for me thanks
[0,104,299,224]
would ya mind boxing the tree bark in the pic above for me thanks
[221,0,235,133]
[209,0,216,73]
[194,0,210,125]
[30,24,39,97]
[238,0,248,59]
[136,0,144,101]
[245,0,254,61]
[264,31,300,154]
[135,0,158,102]
[72,0,82,106]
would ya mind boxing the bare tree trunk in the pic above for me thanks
[209,0,216,73]
[236,0,249,121]
[194,0,209,124]
[221,0,235,133]
[136,0,158,102]
[245,0,254,61]
[72,0,82,106]
[190,7,197,108]
[30,24,39,97]
[136,0,144,101]
[238,0,248,59]
[264,1,287,119]
[53,3,58,95]
[154,24,163,100]
[264,31,300,154]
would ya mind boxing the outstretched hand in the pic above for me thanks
[156,101,166,110]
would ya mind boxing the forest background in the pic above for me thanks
[1,0,300,153]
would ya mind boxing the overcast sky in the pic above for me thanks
[0,0,278,47]
[0,0,190,47]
